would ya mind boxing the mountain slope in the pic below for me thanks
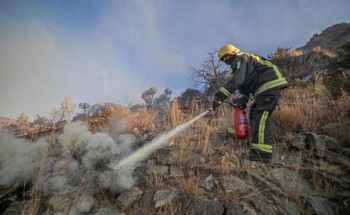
[296,22,350,55]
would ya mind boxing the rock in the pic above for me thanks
[219,175,254,193]
[323,150,350,166]
[201,174,214,191]
[133,162,148,184]
[302,169,350,190]
[183,201,224,215]
[153,148,178,165]
[226,206,245,215]
[270,194,301,215]
[320,135,341,152]
[271,168,313,196]
[169,164,184,177]
[153,188,180,208]
[116,186,143,209]
[341,147,350,157]
[306,196,334,215]
[187,153,205,168]
[250,194,278,215]
[305,132,327,157]
[289,133,307,150]
[138,191,155,209]
[248,171,301,215]
[155,165,169,175]
[283,132,299,143]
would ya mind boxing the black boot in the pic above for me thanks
[248,149,272,163]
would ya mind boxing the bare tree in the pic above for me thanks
[189,51,229,96]
[50,96,74,125]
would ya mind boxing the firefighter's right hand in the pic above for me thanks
[212,100,222,111]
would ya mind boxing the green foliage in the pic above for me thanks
[267,47,294,79]
[323,74,350,97]
[179,88,202,103]
[154,88,172,110]
[335,43,350,70]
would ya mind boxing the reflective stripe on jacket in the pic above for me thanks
[219,52,288,98]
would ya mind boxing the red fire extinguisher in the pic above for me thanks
[234,108,249,139]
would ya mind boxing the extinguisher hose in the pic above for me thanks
[220,101,238,109]
[208,100,238,112]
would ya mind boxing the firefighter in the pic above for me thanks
[212,44,288,163]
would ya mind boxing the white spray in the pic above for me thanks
[111,110,209,170]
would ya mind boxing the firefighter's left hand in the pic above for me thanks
[235,97,249,109]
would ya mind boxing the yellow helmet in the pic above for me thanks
[218,44,240,60]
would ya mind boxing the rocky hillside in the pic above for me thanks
[270,22,350,80]
[296,22,350,55]
[1,23,350,215]
[1,116,349,215]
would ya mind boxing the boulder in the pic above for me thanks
[153,188,180,208]
[116,186,143,209]
[248,171,301,215]
[169,164,184,177]
[186,153,205,169]
[250,194,279,215]
[183,201,224,215]
[271,167,313,196]
[306,196,334,215]
[219,175,254,193]
[201,174,214,192]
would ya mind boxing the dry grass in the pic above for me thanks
[88,104,158,136]
[12,81,350,214]
[27,136,55,215]
[174,171,202,202]
[274,81,350,144]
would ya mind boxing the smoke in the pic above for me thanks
[0,121,139,213]
[0,132,47,187]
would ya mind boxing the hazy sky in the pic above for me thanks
[1,0,349,118]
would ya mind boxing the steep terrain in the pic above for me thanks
[274,22,350,80]
[1,23,350,215]
[296,22,350,55]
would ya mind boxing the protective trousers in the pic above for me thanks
[249,89,281,154]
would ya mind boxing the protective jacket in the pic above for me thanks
[216,52,288,156]
[218,52,288,99]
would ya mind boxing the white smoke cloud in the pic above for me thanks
[0,121,140,213]
[0,132,47,187]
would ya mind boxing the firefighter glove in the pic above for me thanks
[212,100,221,111]
[236,97,249,109]
[214,90,227,101]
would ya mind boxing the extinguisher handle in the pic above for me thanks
[221,101,238,109]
